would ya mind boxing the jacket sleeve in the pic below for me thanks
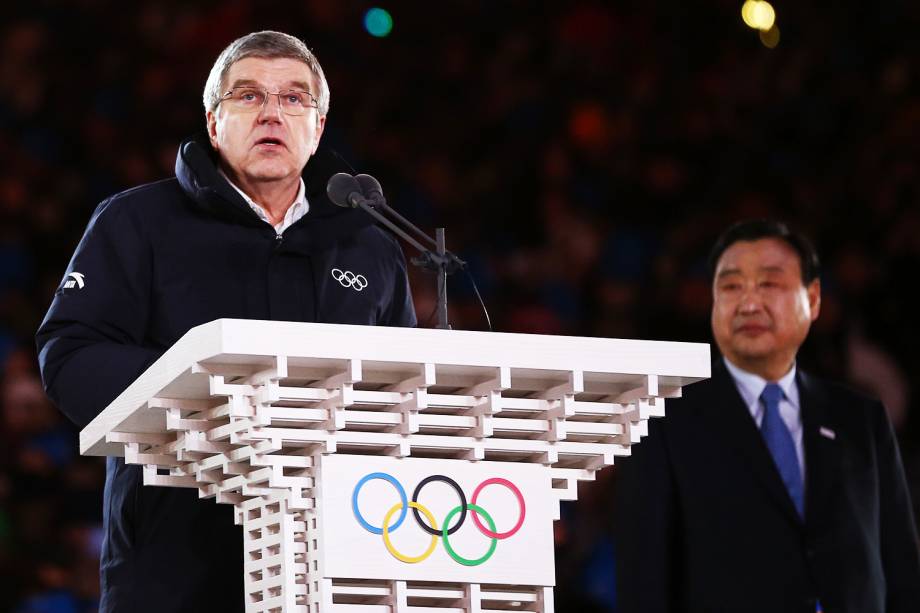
[36,196,163,428]
[613,417,677,613]
[874,402,920,612]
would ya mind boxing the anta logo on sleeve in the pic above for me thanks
[63,272,86,289]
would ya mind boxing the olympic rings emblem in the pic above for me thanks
[351,472,526,566]
[331,268,368,291]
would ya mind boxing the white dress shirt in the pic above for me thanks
[723,357,806,485]
[219,170,309,235]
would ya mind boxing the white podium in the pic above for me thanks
[81,319,709,612]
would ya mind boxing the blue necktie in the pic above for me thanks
[760,383,804,518]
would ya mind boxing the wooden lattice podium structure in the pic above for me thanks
[81,319,709,612]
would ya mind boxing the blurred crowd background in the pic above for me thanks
[1,1,918,611]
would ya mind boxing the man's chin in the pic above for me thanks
[244,164,299,182]
[727,333,775,355]
[732,344,775,362]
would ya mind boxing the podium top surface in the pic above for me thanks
[81,319,710,455]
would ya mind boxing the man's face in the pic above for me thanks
[711,238,820,373]
[207,57,325,186]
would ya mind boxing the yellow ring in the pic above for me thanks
[382,501,438,563]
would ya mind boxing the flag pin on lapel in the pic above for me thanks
[819,426,836,440]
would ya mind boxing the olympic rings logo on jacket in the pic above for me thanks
[351,472,527,566]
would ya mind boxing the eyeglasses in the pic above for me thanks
[218,87,318,116]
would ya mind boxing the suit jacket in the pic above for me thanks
[614,360,920,613]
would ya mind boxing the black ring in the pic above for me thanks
[411,475,467,536]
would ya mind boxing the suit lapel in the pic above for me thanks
[798,369,839,530]
[703,360,802,526]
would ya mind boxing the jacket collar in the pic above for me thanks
[797,369,840,532]
[704,360,840,530]
[174,132,376,250]
[705,359,805,527]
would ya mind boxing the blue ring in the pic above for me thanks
[352,472,408,535]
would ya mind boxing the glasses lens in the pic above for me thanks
[231,87,265,108]
[278,90,309,115]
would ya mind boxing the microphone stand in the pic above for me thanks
[350,196,463,330]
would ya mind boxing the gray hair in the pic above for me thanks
[203,30,330,116]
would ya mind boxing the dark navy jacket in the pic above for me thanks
[36,133,416,612]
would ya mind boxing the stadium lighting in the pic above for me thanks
[741,0,776,32]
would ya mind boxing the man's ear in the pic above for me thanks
[310,114,327,155]
[207,110,219,149]
[807,279,821,322]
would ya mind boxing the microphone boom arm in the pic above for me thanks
[345,187,464,330]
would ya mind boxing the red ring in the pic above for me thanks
[470,477,526,539]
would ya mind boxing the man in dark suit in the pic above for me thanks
[614,220,920,613]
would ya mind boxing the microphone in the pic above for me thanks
[326,172,365,208]
[355,174,385,206]
[322,171,483,330]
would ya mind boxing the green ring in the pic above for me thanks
[441,504,498,566]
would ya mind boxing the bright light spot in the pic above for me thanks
[364,8,393,38]
[751,2,776,30]
[759,25,780,48]
[741,0,776,32]
[741,0,758,27]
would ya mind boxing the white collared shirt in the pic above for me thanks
[723,357,806,485]
[219,170,309,235]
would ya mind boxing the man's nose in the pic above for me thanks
[738,285,764,313]
[257,93,284,122]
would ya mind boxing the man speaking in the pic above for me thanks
[615,220,920,613]
[36,31,415,612]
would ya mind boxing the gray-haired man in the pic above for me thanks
[37,31,416,612]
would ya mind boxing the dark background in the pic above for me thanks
[1,1,918,611]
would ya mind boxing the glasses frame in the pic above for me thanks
[217,87,318,116]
